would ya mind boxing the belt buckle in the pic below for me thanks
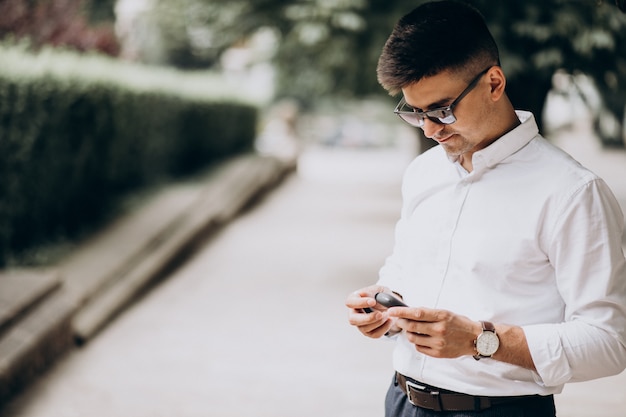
[405,380,441,410]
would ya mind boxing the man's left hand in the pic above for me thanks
[387,307,481,358]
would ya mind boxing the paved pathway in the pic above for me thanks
[1,144,411,417]
[2,115,625,417]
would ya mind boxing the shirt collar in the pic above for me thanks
[470,111,539,172]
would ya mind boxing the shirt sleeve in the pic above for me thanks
[524,178,626,387]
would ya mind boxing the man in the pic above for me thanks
[345,1,626,416]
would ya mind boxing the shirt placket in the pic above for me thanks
[433,177,473,308]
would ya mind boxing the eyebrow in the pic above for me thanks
[407,95,455,112]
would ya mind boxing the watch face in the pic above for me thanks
[476,331,500,356]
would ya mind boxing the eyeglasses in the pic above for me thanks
[394,67,492,128]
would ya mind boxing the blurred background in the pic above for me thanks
[0,0,625,266]
[1,1,626,416]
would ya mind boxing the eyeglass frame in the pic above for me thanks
[393,66,493,128]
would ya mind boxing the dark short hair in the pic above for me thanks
[376,1,500,95]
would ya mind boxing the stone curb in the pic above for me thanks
[0,153,295,406]
[71,154,293,342]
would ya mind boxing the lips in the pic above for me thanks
[434,134,453,143]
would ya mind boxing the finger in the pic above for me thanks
[387,306,443,322]
[345,285,388,309]
[362,318,394,338]
[348,309,385,326]
[405,329,433,344]
[348,308,392,336]
[387,307,427,321]
[346,295,377,311]
[395,317,432,337]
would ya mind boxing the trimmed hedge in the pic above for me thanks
[0,44,259,266]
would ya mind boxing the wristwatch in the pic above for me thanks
[473,321,499,360]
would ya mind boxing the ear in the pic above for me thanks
[487,66,506,101]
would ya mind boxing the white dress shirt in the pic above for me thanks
[377,111,626,396]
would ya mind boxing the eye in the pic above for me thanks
[428,109,449,118]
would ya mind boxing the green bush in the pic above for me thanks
[0,43,259,266]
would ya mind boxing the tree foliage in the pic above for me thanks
[4,0,624,142]
[146,0,624,142]
[469,0,626,143]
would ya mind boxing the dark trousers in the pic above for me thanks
[385,375,556,417]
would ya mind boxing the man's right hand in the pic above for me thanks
[346,285,396,338]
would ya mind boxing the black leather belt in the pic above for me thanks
[395,372,544,412]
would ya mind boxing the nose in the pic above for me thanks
[421,118,445,139]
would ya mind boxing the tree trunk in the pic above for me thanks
[506,73,553,134]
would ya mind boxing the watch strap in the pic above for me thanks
[473,321,497,360]
[482,321,495,333]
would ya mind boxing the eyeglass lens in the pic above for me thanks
[395,66,492,128]
[396,102,456,127]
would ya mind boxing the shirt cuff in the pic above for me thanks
[523,323,572,387]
